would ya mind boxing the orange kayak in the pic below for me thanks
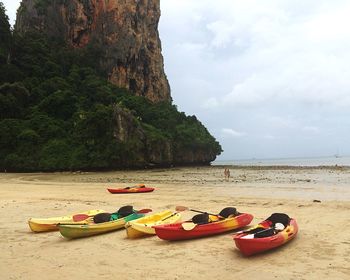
[234,213,298,256]
[107,186,154,194]
[154,213,253,241]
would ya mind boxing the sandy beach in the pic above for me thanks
[0,166,349,280]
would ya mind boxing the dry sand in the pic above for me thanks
[0,166,349,280]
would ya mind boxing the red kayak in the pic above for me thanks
[107,185,155,194]
[154,212,253,241]
[233,213,298,256]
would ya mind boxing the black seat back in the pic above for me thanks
[266,213,290,227]
[192,213,210,224]
[93,213,112,223]
[219,207,238,218]
[117,205,134,218]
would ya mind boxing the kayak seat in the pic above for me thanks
[266,213,290,227]
[117,205,134,218]
[192,213,210,224]
[219,207,238,218]
[93,213,112,223]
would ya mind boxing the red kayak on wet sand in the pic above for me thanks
[107,184,155,194]
[154,207,253,241]
[233,213,298,256]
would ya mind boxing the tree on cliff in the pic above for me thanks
[0,2,11,64]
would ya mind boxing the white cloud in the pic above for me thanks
[221,128,246,138]
[266,116,297,129]
[262,134,276,140]
[305,3,350,43]
[203,2,350,109]
[202,97,219,109]
[222,75,274,107]
[302,126,320,133]
[206,20,237,48]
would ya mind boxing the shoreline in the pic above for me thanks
[1,163,350,175]
[212,164,350,170]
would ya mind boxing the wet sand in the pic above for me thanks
[0,166,349,280]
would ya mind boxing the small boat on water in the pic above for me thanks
[154,207,253,241]
[125,210,181,238]
[28,209,105,232]
[233,213,298,256]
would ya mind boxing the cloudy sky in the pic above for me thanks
[3,0,350,160]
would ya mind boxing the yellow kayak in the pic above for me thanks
[126,210,181,239]
[28,209,105,232]
[58,212,145,239]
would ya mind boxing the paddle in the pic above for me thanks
[161,211,180,222]
[73,214,95,222]
[176,206,221,231]
[181,217,215,231]
[234,227,264,235]
[72,208,152,222]
[175,206,220,217]
[235,221,285,236]
[240,227,275,239]
[181,222,197,231]
[57,222,90,226]
[132,208,152,214]
[235,226,281,240]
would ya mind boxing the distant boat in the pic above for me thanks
[334,148,341,158]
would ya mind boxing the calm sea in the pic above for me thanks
[212,156,350,167]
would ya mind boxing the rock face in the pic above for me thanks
[112,105,174,167]
[15,0,171,103]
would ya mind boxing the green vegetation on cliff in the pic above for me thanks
[0,7,222,171]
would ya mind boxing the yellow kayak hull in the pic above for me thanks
[28,209,105,232]
[126,210,181,239]
[59,219,125,239]
[58,212,144,239]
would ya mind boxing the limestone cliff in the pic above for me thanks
[6,0,222,169]
[15,0,171,103]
